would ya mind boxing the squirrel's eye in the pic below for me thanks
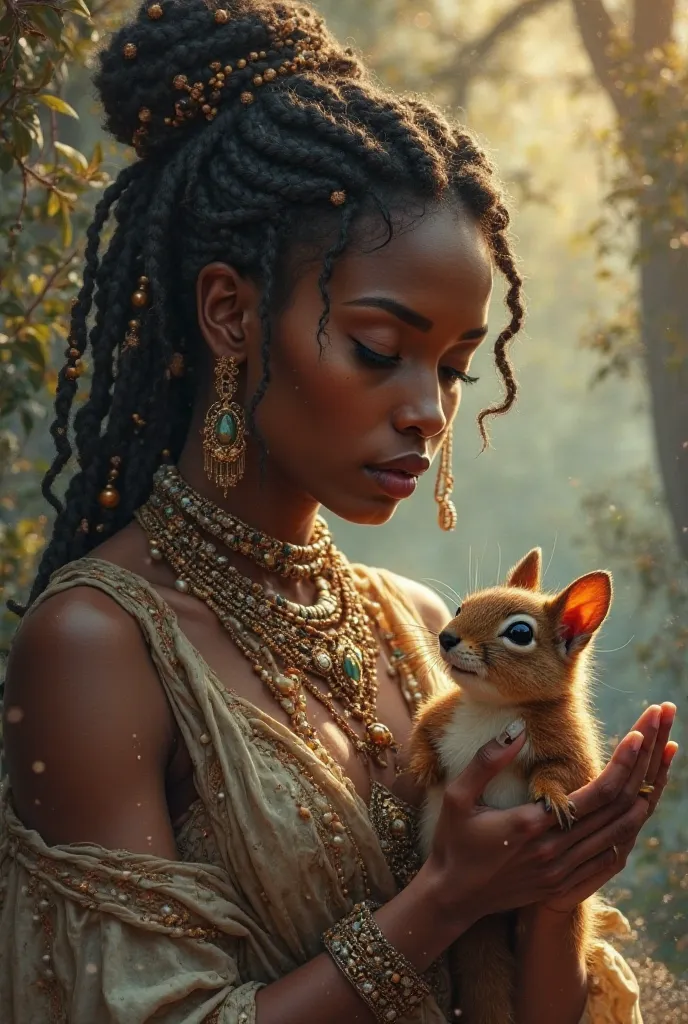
[502,622,535,647]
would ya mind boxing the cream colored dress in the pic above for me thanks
[0,558,642,1023]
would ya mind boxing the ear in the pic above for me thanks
[196,262,261,362]
[506,549,542,591]
[551,571,613,655]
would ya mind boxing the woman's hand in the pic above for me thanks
[419,703,677,930]
[539,701,677,915]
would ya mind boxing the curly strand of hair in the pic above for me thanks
[476,235,525,451]
[315,197,360,351]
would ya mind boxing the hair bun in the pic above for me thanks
[94,0,357,157]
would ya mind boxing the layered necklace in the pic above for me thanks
[135,465,397,770]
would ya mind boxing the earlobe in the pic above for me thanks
[196,262,258,362]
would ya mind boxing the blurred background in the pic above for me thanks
[1,0,686,1015]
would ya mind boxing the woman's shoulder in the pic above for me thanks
[353,563,451,634]
[3,576,177,848]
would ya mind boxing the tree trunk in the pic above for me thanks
[639,214,688,561]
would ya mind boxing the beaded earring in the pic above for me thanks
[434,428,458,532]
[202,356,246,495]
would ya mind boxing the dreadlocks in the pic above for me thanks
[21,0,525,610]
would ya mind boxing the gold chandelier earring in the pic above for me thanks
[202,355,246,495]
[434,428,458,532]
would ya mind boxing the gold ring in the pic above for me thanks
[638,782,655,798]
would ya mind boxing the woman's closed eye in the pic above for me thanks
[352,339,479,386]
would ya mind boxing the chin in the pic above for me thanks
[449,669,509,706]
[322,495,400,527]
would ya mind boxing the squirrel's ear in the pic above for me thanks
[505,549,542,591]
[550,571,613,655]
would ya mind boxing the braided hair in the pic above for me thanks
[18,0,525,611]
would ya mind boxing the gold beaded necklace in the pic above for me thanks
[136,467,397,769]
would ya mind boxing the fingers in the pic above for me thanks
[646,740,678,817]
[547,848,620,910]
[550,795,649,880]
[644,703,676,785]
[555,844,619,898]
[446,721,527,809]
[569,705,662,819]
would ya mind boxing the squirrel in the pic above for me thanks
[408,548,613,1024]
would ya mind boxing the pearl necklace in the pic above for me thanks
[136,473,397,769]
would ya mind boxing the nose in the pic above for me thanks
[439,631,460,652]
[392,370,447,440]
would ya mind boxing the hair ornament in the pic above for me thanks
[329,190,346,206]
[130,7,325,154]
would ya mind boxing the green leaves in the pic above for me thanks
[0,0,115,648]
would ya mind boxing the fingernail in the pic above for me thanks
[628,732,643,753]
[497,718,526,746]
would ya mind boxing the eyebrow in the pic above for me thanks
[344,296,488,341]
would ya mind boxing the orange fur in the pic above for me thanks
[408,549,611,1024]
[408,688,462,787]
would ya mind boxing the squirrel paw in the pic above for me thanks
[533,790,577,831]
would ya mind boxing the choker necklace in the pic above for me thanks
[153,465,331,579]
[136,467,397,770]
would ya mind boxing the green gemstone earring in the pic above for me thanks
[202,356,246,495]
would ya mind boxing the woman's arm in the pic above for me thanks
[515,905,588,1024]
[256,866,468,1024]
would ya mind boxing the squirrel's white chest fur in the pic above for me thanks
[419,699,535,859]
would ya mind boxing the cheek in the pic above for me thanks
[255,328,378,439]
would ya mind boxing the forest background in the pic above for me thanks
[1,0,686,1015]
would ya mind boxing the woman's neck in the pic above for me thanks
[176,441,321,548]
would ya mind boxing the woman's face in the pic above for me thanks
[246,204,493,525]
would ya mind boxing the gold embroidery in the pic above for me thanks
[13,841,220,941]
[367,782,421,892]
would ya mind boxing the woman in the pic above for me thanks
[0,1,677,1022]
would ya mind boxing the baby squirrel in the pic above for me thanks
[409,548,612,1024]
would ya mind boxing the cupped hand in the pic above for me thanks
[537,701,677,915]
[421,703,677,929]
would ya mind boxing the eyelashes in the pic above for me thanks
[353,339,401,369]
[352,339,479,385]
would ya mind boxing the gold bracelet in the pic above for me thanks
[322,901,432,1022]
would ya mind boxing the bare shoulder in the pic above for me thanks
[2,586,177,856]
[384,571,452,634]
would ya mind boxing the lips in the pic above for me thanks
[369,454,431,477]
[364,453,430,501]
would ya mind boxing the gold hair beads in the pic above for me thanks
[128,6,324,154]
[123,275,149,350]
[98,455,122,509]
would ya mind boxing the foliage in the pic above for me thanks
[0,0,120,652]
[572,0,688,560]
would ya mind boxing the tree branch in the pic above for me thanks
[434,0,564,108]
[571,0,630,116]
[458,0,564,67]
[633,0,675,55]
